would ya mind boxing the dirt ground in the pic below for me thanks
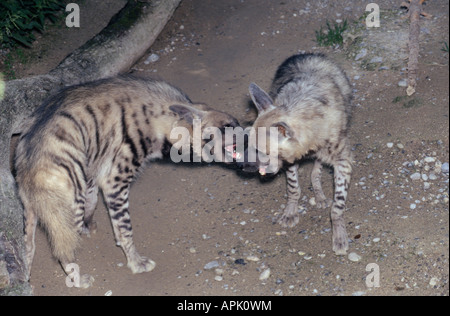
[3,0,449,296]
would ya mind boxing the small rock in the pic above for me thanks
[214,276,223,282]
[204,261,220,270]
[398,79,408,87]
[373,238,381,243]
[429,277,439,287]
[274,289,283,296]
[144,53,160,64]
[424,157,436,163]
[410,173,421,181]
[189,247,197,254]
[202,234,211,240]
[387,142,394,148]
[441,162,449,173]
[421,174,428,181]
[348,252,362,262]
[355,48,368,61]
[410,203,417,210]
[234,259,246,265]
[104,290,113,296]
[397,143,404,149]
[246,255,260,262]
[259,268,271,281]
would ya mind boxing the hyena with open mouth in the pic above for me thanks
[14,75,240,288]
[238,53,353,255]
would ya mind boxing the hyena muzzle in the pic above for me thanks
[236,53,353,255]
[14,75,241,288]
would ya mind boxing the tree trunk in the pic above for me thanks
[0,0,180,295]
[407,0,422,96]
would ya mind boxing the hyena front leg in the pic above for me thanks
[101,177,156,274]
[279,164,301,228]
[331,158,352,255]
[311,160,333,209]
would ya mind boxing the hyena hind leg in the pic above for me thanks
[279,164,301,228]
[81,184,99,237]
[24,208,38,280]
[311,160,333,209]
[102,180,156,274]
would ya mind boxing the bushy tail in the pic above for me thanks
[20,169,81,265]
[39,198,80,264]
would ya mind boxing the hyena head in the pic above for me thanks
[169,103,243,163]
[236,83,303,175]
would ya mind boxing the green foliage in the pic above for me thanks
[315,20,348,47]
[0,0,66,48]
[441,41,449,53]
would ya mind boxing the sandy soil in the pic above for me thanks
[4,0,449,296]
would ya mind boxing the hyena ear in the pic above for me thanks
[249,83,275,114]
[272,122,294,139]
[169,104,206,125]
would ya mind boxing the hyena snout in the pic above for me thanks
[235,146,279,176]
[237,158,259,173]
[224,130,251,165]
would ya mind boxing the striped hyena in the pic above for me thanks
[14,75,240,288]
[237,53,353,255]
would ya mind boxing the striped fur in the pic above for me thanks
[241,53,353,255]
[15,75,240,288]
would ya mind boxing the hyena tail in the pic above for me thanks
[22,169,81,270]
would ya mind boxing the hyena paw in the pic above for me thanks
[316,198,333,209]
[79,274,95,289]
[278,204,300,228]
[332,229,349,256]
[128,256,156,274]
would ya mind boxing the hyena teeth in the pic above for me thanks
[239,53,353,255]
[15,75,241,288]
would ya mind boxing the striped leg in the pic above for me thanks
[331,158,352,255]
[102,178,156,274]
[279,164,301,228]
[81,184,98,236]
[311,160,333,209]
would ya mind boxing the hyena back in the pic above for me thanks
[241,53,352,255]
[15,75,240,288]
